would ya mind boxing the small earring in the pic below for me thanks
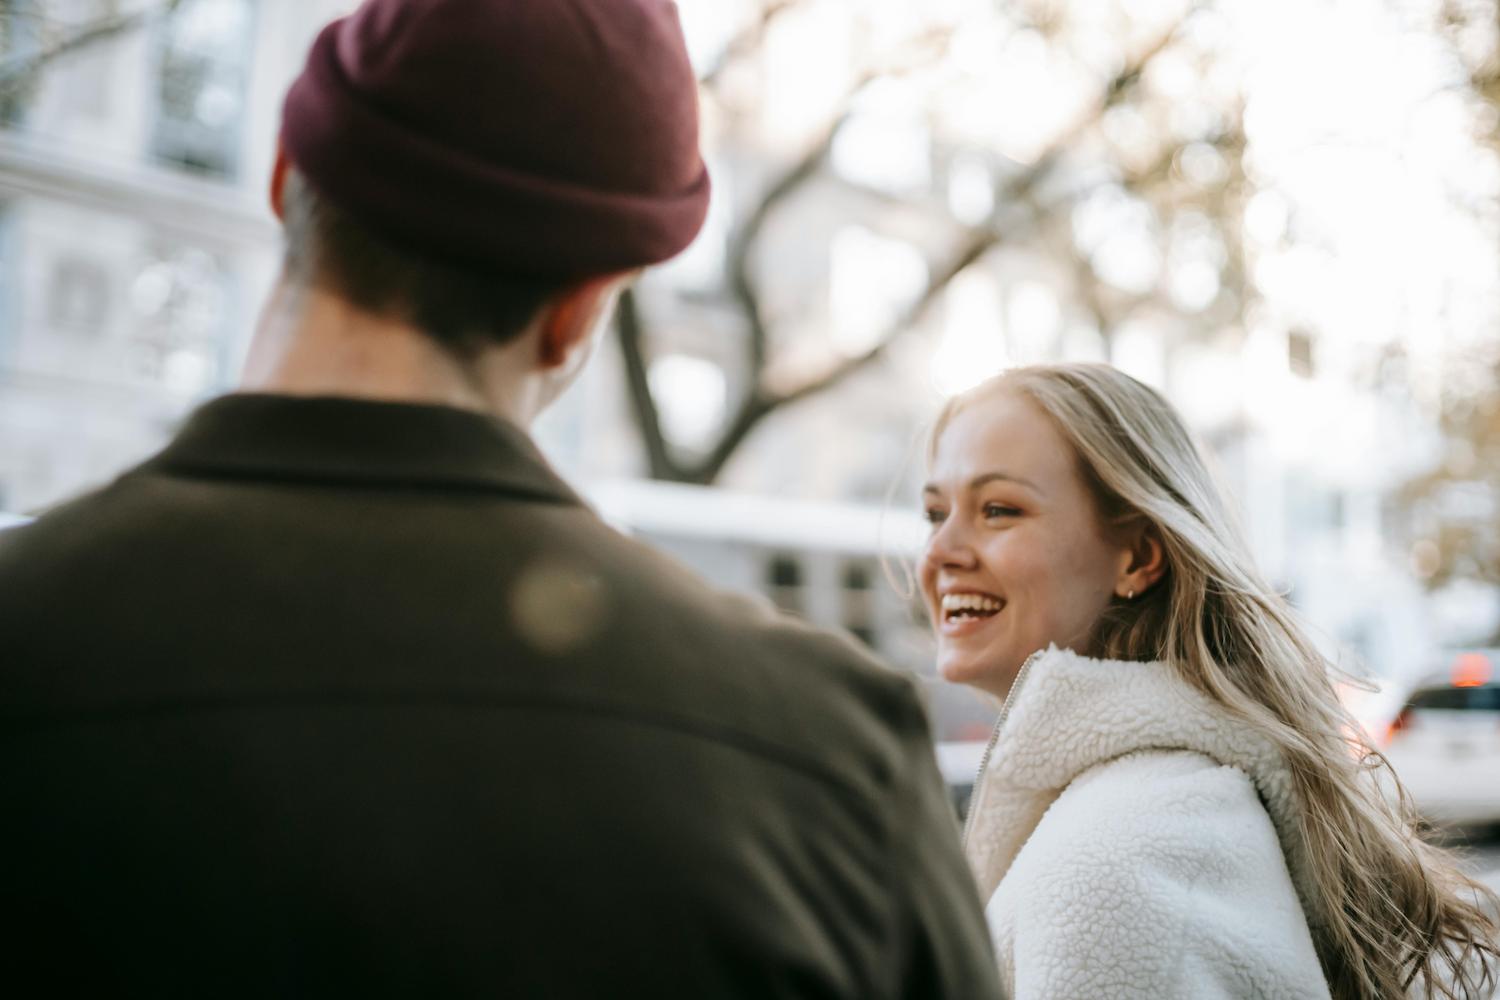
[1126,589,1135,600]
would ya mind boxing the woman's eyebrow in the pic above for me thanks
[922,471,1043,496]
[969,471,1042,494]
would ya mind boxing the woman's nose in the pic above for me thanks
[923,517,978,571]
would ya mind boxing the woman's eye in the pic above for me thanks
[983,503,1021,519]
[923,507,947,526]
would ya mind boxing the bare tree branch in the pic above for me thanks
[615,21,957,481]
[722,24,951,384]
[651,60,950,482]
[618,127,830,481]
[0,0,184,98]
[685,394,775,485]
[615,287,687,481]
[725,111,849,375]
[1069,118,1247,348]
[669,17,1192,483]
[627,8,1199,485]
[699,0,803,90]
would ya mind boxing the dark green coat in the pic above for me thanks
[0,393,999,998]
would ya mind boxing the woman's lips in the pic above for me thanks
[939,609,1003,637]
[938,592,1004,636]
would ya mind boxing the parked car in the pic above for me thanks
[1381,651,1500,827]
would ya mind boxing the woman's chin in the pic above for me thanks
[937,646,1024,698]
[937,652,993,688]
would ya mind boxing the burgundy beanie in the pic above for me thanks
[280,0,711,280]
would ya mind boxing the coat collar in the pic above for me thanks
[964,645,1324,931]
[145,392,582,505]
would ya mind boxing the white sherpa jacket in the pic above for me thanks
[962,646,1332,1000]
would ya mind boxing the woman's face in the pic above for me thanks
[920,389,1130,698]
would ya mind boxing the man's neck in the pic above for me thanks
[239,281,540,426]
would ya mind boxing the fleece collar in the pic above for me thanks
[963,645,1324,931]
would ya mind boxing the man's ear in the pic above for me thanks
[537,274,626,369]
[269,143,291,222]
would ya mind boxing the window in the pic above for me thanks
[766,553,804,615]
[46,254,110,333]
[1408,685,1500,712]
[1288,328,1315,378]
[128,240,228,394]
[150,0,254,179]
[0,0,40,127]
[842,559,877,647]
[0,200,14,358]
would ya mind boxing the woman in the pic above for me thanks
[921,362,1498,999]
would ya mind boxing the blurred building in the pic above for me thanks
[0,0,341,513]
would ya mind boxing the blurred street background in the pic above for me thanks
[1474,838,1500,889]
[3,0,1500,835]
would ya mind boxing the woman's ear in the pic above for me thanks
[1116,522,1168,599]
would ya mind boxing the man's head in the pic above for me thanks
[253,0,709,419]
[275,165,572,358]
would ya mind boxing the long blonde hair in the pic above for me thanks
[934,362,1498,1000]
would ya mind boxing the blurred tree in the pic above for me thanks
[1397,347,1500,602]
[621,0,1251,484]
[2,0,1258,493]
[1391,1,1500,621]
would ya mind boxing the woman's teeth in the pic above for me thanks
[941,593,1002,621]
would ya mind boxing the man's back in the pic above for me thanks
[0,394,997,996]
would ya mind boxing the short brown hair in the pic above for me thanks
[279,169,566,356]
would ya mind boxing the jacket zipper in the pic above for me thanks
[961,647,1047,849]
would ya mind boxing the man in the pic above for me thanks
[0,0,1000,995]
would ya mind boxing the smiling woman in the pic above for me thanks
[925,362,1499,1000]
[921,387,1164,699]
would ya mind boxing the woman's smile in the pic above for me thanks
[937,590,1005,636]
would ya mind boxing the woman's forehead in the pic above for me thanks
[930,391,1078,486]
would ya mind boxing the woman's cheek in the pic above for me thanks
[993,529,1047,584]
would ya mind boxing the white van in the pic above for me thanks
[1382,651,1500,827]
